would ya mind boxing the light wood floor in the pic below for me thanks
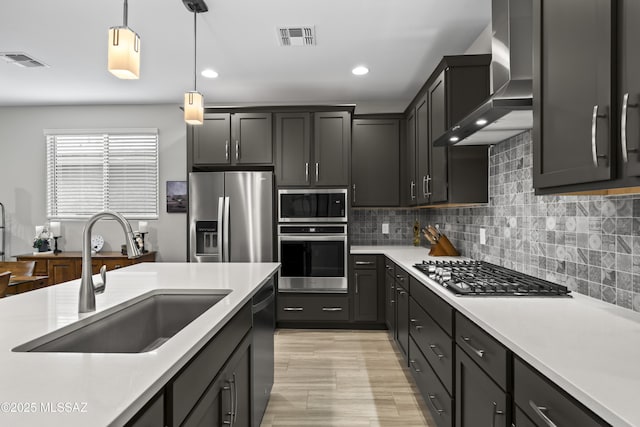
[260,329,436,427]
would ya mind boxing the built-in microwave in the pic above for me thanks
[278,189,348,223]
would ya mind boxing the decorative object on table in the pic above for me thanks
[121,244,128,256]
[91,234,104,253]
[33,225,53,254]
[49,221,62,254]
[167,181,188,213]
[136,221,149,253]
[423,225,460,256]
[413,219,421,246]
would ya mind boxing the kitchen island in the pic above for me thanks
[0,262,279,426]
[352,245,640,427]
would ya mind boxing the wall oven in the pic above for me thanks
[278,188,348,223]
[278,224,348,293]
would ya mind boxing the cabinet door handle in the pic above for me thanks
[352,184,356,204]
[461,336,485,358]
[426,393,445,416]
[355,261,375,266]
[225,140,229,161]
[235,140,240,161]
[591,105,608,167]
[223,380,233,425]
[409,359,421,373]
[492,401,505,427]
[622,93,639,163]
[397,290,407,296]
[283,307,303,311]
[232,372,238,423]
[395,274,405,281]
[315,162,319,182]
[322,307,343,312]
[355,272,359,294]
[305,162,309,182]
[529,400,557,427]
[410,318,423,330]
[390,300,395,303]
[426,175,432,197]
[410,180,416,200]
[429,344,445,359]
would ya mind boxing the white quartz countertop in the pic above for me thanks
[352,245,640,427]
[0,262,280,427]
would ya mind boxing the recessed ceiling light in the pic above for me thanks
[201,69,218,78]
[449,136,460,143]
[476,119,488,126]
[352,66,369,76]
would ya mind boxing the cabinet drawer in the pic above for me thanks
[277,294,349,321]
[455,313,508,390]
[352,254,378,269]
[409,298,453,394]
[170,303,252,427]
[409,337,453,427]
[410,276,454,336]
[514,357,608,427]
[384,258,395,277]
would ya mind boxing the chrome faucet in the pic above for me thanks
[79,210,141,313]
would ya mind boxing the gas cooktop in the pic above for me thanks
[413,260,571,297]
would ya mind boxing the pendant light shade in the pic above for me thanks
[183,1,208,125]
[184,91,204,125]
[108,0,140,79]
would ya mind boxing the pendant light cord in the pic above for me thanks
[193,10,197,91]
[123,0,128,27]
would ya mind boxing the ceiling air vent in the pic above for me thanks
[0,52,48,68]
[277,26,316,46]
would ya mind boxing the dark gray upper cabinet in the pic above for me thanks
[314,112,351,186]
[533,0,614,189]
[620,0,640,177]
[275,111,351,187]
[416,95,431,205]
[351,119,400,207]
[405,109,418,206]
[192,112,272,166]
[275,112,312,186]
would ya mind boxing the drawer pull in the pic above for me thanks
[283,307,303,311]
[395,274,405,281]
[397,289,407,296]
[492,402,504,427]
[355,261,375,265]
[461,336,485,358]
[529,400,558,427]
[114,264,122,268]
[390,300,395,304]
[409,359,421,373]
[322,307,343,312]
[427,393,445,416]
[429,344,445,359]
[410,318,423,330]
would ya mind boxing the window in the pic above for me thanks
[46,129,159,219]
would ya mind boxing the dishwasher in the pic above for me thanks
[252,276,275,426]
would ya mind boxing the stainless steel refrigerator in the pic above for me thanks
[188,171,274,262]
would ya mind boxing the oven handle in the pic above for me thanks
[278,235,347,241]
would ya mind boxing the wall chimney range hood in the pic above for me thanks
[435,0,533,146]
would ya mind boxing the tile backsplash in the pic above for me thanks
[351,131,640,313]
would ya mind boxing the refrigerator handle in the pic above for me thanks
[223,196,230,262]
[217,197,224,262]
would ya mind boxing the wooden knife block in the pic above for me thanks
[429,235,460,257]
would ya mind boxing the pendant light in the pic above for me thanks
[184,1,208,125]
[108,0,140,79]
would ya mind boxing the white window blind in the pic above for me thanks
[46,130,159,219]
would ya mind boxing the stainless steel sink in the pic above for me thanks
[13,290,231,353]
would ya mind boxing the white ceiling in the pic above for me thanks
[0,0,491,113]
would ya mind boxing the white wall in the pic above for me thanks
[0,104,187,262]
[465,24,492,55]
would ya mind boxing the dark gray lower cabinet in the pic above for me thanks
[395,281,409,360]
[409,337,453,427]
[277,294,349,322]
[124,392,164,427]
[514,357,608,427]
[182,335,251,427]
[384,261,396,339]
[455,346,509,427]
[352,254,383,323]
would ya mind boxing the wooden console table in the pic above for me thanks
[15,251,156,286]
[6,275,49,295]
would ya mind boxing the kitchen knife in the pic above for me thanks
[427,225,441,239]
